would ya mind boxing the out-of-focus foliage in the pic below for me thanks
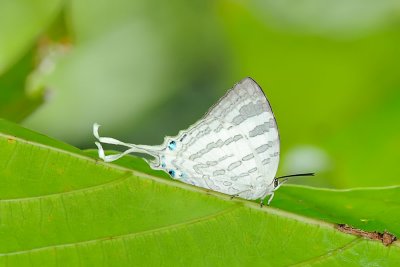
[0,0,399,190]
[0,0,63,122]
[0,48,43,122]
[217,0,400,188]
[24,0,231,148]
[0,0,63,73]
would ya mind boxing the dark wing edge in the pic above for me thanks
[243,77,280,149]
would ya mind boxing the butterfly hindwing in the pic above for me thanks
[160,78,280,199]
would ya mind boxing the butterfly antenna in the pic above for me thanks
[275,173,315,180]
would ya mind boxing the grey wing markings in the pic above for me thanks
[208,113,275,191]
[182,118,255,194]
[172,124,254,194]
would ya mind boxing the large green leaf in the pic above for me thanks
[0,119,399,266]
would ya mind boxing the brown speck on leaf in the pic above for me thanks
[337,224,397,246]
[382,232,397,246]
[7,138,15,144]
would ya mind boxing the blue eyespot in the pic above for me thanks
[168,170,175,177]
[168,141,176,151]
[161,162,166,168]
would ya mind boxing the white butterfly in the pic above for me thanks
[94,77,293,205]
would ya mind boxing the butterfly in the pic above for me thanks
[94,77,313,206]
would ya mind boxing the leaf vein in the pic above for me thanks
[0,206,240,257]
[290,237,362,266]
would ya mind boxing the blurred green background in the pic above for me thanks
[1,0,399,189]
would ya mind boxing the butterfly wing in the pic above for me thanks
[206,77,280,186]
[160,78,280,200]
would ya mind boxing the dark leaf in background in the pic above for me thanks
[0,49,43,122]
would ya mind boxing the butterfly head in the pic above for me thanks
[272,177,287,192]
[273,173,315,191]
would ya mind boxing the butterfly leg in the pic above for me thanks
[230,190,251,200]
[230,194,239,200]
[260,192,275,207]
[267,192,275,206]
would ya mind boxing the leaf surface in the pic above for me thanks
[0,119,399,266]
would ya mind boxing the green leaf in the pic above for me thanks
[275,185,400,237]
[0,118,399,266]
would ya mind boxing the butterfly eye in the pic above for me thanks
[168,141,177,151]
[274,179,279,188]
[168,169,175,177]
